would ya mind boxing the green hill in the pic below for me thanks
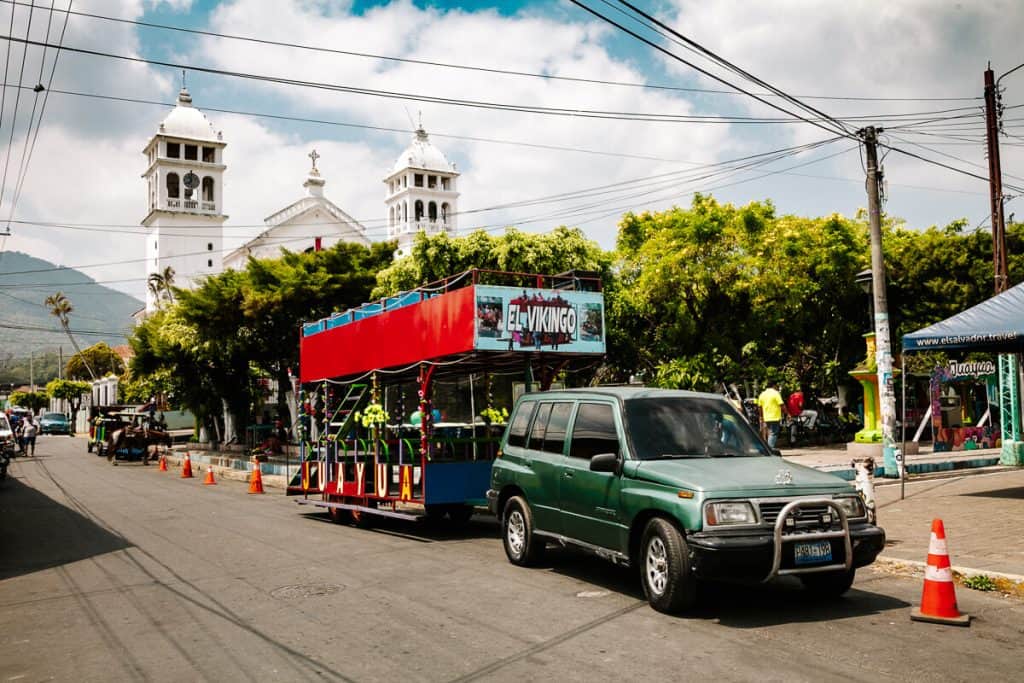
[0,251,143,386]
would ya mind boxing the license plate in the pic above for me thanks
[794,540,832,565]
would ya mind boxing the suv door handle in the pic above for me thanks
[563,471,574,479]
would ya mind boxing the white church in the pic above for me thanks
[142,87,461,312]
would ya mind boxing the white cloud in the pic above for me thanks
[5,0,1022,303]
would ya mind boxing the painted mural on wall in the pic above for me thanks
[474,285,605,354]
[929,359,998,452]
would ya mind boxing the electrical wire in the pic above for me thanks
[0,0,34,215]
[0,0,982,104]
[567,1,853,140]
[0,33,894,126]
[6,0,70,228]
[0,139,853,287]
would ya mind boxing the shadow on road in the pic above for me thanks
[964,486,1024,499]
[299,510,502,543]
[0,477,132,580]
[542,546,910,626]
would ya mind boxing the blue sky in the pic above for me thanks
[2,0,1022,301]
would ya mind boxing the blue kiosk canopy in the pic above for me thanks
[902,281,1024,353]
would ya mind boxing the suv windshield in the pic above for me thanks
[43,413,66,421]
[625,397,770,460]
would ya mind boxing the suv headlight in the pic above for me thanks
[704,501,756,526]
[833,496,865,519]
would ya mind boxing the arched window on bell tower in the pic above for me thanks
[428,201,437,222]
[167,172,180,199]
[414,200,424,222]
[202,176,214,202]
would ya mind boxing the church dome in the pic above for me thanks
[388,127,456,177]
[159,88,220,142]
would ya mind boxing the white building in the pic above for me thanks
[141,87,227,313]
[384,124,460,256]
[223,151,369,271]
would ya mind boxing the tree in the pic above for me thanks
[8,390,48,413]
[148,266,176,306]
[44,291,97,381]
[615,195,868,393]
[374,227,610,296]
[236,241,394,427]
[885,218,1024,338]
[65,342,125,380]
[45,379,91,433]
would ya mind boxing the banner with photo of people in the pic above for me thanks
[474,285,605,354]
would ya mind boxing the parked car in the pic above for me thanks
[487,387,886,614]
[39,412,71,435]
[0,413,13,478]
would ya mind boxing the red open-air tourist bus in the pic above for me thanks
[292,268,606,524]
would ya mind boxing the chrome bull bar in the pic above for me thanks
[764,498,852,582]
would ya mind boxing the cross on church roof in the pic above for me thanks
[309,149,320,171]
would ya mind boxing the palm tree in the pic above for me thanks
[45,291,98,381]
[147,266,176,305]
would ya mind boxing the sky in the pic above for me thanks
[1,0,1022,301]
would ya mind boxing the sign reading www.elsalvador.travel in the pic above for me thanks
[474,285,605,354]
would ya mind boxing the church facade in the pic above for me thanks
[222,151,369,271]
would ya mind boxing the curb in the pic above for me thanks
[875,556,1024,584]
[872,465,1017,487]
[162,452,288,490]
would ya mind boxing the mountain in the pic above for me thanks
[0,251,143,384]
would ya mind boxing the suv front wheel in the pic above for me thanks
[502,496,545,566]
[640,518,696,613]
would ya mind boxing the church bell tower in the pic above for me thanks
[141,86,227,312]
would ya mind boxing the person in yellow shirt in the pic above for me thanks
[757,381,785,449]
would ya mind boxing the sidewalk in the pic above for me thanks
[780,443,1006,480]
[870,468,1024,581]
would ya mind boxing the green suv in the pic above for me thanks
[487,388,885,613]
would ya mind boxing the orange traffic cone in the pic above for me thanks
[181,452,194,479]
[911,518,970,626]
[248,465,264,494]
[158,454,168,472]
[203,466,217,485]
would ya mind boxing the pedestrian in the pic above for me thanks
[22,414,38,456]
[757,381,785,449]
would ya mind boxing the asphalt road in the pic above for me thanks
[1,436,1022,682]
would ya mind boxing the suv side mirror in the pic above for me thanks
[590,452,620,474]
[771,448,782,457]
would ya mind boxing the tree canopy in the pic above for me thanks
[66,342,125,380]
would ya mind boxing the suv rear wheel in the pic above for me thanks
[640,518,696,613]
[502,496,545,566]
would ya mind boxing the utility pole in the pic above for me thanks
[58,346,63,380]
[30,350,35,393]
[984,64,1008,294]
[861,126,899,477]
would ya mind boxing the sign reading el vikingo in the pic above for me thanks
[474,285,605,354]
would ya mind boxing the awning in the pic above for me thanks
[902,281,1024,352]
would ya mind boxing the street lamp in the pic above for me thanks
[855,268,874,321]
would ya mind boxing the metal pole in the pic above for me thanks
[984,66,1008,294]
[469,373,477,461]
[862,126,899,476]
[900,353,906,500]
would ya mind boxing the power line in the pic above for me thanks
[0,0,34,215]
[0,0,982,104]
[567,0,853,140]
[0,140,855,287]
[0,33,898,126]
[7,0,71,229]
